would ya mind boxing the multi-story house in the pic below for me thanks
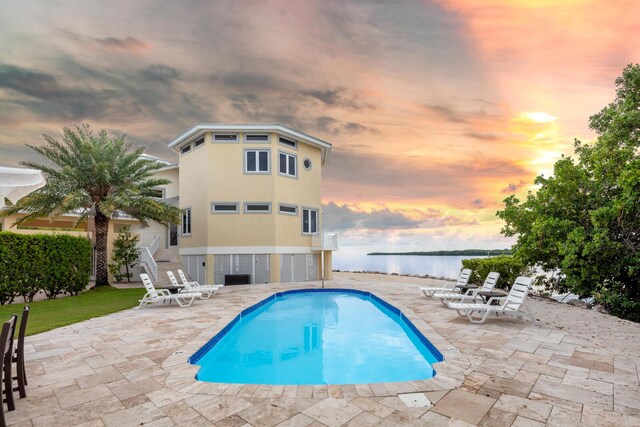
[166,124,337,285]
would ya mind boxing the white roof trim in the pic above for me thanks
[167,124,332,164]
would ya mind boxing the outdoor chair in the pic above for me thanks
[0,314,17,427]
[446,276,536,324]
[137,274,202,309]
[166,271,213,299]
[177,270,221,295]
[12,306,29,399]
[420,268,472,297]
[432,272,500,305]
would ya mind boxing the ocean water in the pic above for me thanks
[332,247,488,279]
[192,291,440,384]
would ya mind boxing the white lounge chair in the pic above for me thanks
[177,269,221,295]
[137,273,201,309]
[433,272,500,305]
[446,276,535,324]
[420,269,472,297]
[167,271,214,299]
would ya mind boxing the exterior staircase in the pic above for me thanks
[139,235,184,286]
[152,248,184,286]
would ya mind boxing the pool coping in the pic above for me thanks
[162,284,469,397]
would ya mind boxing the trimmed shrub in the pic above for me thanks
[0,232,92,302]
[461,255,528,290]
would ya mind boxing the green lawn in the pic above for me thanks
[0,286,146,336]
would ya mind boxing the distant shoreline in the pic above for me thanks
[367,249,512,256]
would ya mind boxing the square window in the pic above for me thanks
[279,152,297,177]
[302,208,318,234]
[245,149,270,173]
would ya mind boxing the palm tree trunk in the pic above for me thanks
[94,211,111,287]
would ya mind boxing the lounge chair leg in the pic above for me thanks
[522,303,539,325]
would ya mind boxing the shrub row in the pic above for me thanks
[461,255,528,290]
[0,232,92,304]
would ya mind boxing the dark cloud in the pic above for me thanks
[0,63,137,121]
[323,202,421,231]
[301,88,373,111]
[464,131,499,141]
[315,116,374,135]
[424,103,469,124]
[141,65,180,83]
[472,199,484,208]
[501,180,528,194]
[322,201,479,232]
[0,61,212,130]
[93,36,149,52]
[324,148,529,203]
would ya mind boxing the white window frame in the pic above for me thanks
[244,134,271,143]
[180,144,192,155]
[278,136,297,149]
[211,202,239,214]
[194,136,205,149]
[245,149,271,174]
[213,133,238,143]
[302,208,318,235]
[279,151,297,178]
[278,203,298,216]
[181,208,191,236]
[244,202,272,214]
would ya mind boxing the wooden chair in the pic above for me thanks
[12,306,29,398]
[0,315,17,427]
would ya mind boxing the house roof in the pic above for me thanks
[138,154,178,170]
[167,124,332,165]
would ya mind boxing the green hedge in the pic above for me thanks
[461,255,528,290]
[0,232,92,304]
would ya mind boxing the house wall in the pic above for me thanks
[176,130,329,285]
[178,131,323,250]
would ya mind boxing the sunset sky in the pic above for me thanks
[1,0,638,251]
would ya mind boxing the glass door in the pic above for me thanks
[168,223,178,247]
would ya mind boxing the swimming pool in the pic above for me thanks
[189,289,443,384]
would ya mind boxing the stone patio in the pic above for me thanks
[6,273,640,426]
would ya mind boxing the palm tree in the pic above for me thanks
[1,124,181,287]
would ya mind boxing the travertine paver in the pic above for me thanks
[4,272,640,426]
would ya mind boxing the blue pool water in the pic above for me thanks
[190,289,443,385]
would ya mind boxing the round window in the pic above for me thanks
[303,158,312,170]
